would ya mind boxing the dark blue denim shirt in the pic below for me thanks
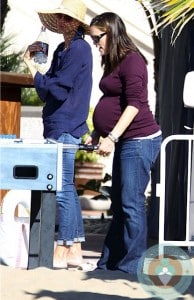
[34,31,93,139]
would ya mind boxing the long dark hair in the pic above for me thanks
[90,12,147,74]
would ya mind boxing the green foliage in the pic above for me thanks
[142,0,194,44]
[75,107,100,163]
[0,30,43,106]
[75,148,98,163]
[0,35,24,72]
[21,88,43,106]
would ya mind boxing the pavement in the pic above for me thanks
[1,216,194,300]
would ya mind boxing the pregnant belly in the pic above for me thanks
[93,97,122,136]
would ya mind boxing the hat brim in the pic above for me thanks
[38,11,90,34]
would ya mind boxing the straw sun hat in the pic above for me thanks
[37,0,90,34]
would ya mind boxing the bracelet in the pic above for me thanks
[108,132,119,143]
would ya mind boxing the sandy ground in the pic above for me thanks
[1,231,194,300]
[1,265,149,300]
[0,233,148,300]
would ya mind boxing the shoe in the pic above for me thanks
[77,262,97,271]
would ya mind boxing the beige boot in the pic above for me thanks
[67,242,83,267]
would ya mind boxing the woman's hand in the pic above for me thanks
[85,132,114,157]
[23,42,44,63]
[23,42,42,78]
[84,131,100,146]
[97,137,115,157]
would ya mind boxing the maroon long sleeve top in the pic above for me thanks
[93,51,160,140]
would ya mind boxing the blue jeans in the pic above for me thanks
[97,135,162,273]
[56,133,85,246]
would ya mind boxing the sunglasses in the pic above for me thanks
[90,32,107,44]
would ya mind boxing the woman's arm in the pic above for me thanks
[23,43,42,78]
[97,105,139,156]
[110,105,138,140]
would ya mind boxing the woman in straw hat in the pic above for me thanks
[24,0,92,269]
